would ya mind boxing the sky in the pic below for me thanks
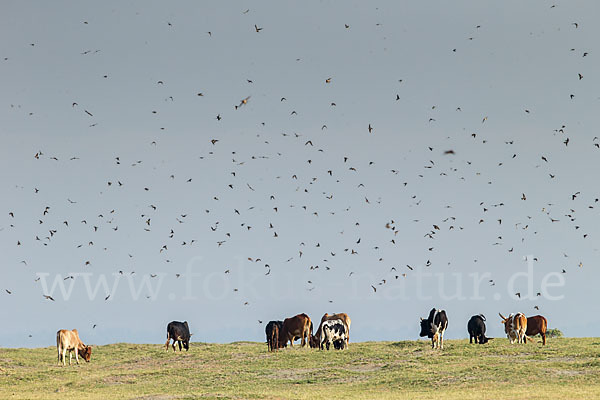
[1,0,599,348]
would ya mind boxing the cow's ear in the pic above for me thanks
[420,317,424,321]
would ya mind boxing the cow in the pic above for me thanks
[419,308,448,349]
[318,313,351,347]
[265,320,283,351]
[467,314,492,344]
[319,319,348,350]
[524,315,548,345]
[499,313,527,344]
[56,329,92,366]
[278,313,312,348]
[165,321,191,351]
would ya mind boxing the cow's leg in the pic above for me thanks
[470,335,474,344]
[440,331,444,349]
[178,340,182,351]
[68,350,72,366]
[62,349,67,366]
[541,332,546,345]
[165,336,171,351]
[57,345,62,365]
[75,347,80,365]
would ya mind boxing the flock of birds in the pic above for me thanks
[1,3,597,339]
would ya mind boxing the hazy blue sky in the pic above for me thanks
[1,1,599,348]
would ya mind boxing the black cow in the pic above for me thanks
[419,308,448,349]
[467,314,492,344]
[165,321,191,351]
[265,320,284,351]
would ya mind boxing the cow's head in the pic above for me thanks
[309,335,320,348]
[478,335,493,344]
[79,345,92,362]
[183,333,192,351]
[419,317,431,337]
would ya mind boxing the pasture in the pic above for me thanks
[1,338,599,399]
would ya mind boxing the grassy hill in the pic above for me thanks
[1,338,599,399]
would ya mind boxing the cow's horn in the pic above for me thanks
[420,317,424,321]
[498,312,506,321]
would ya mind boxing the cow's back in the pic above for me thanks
[167,321,190,339]
[516,313,527,332]
[282,314,309,336]
[321,313,351,330]
[468,315,485,334]
[526,315,547,335]
[57,329,78,349]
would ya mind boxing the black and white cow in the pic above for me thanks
[467,314,492,344]
[419,308,448,349]
[319,319,348,350]
[165,321,191,351]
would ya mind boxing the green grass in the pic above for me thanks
[1,338,599,399]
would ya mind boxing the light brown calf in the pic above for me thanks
[57,329,92,366]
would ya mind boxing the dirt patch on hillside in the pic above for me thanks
[344,364,383,373]
[103,374,138,385]
[548,369,585,377]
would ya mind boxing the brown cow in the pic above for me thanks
[312,313,351,348]
[278,313,312,348]
[499,313,527,344]
[56,329,92,366]
[524,315,548,345]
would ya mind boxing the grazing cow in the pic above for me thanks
[56,329,92,366]
[419,308,448,349]
[499,313,527,344]
[165,321,191,351]
[278,313,312,348]
[467,314,492,344]
[319,319,348,350]
[318,313,351,347]
[524,315,548,345]
[265,320,283,351]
